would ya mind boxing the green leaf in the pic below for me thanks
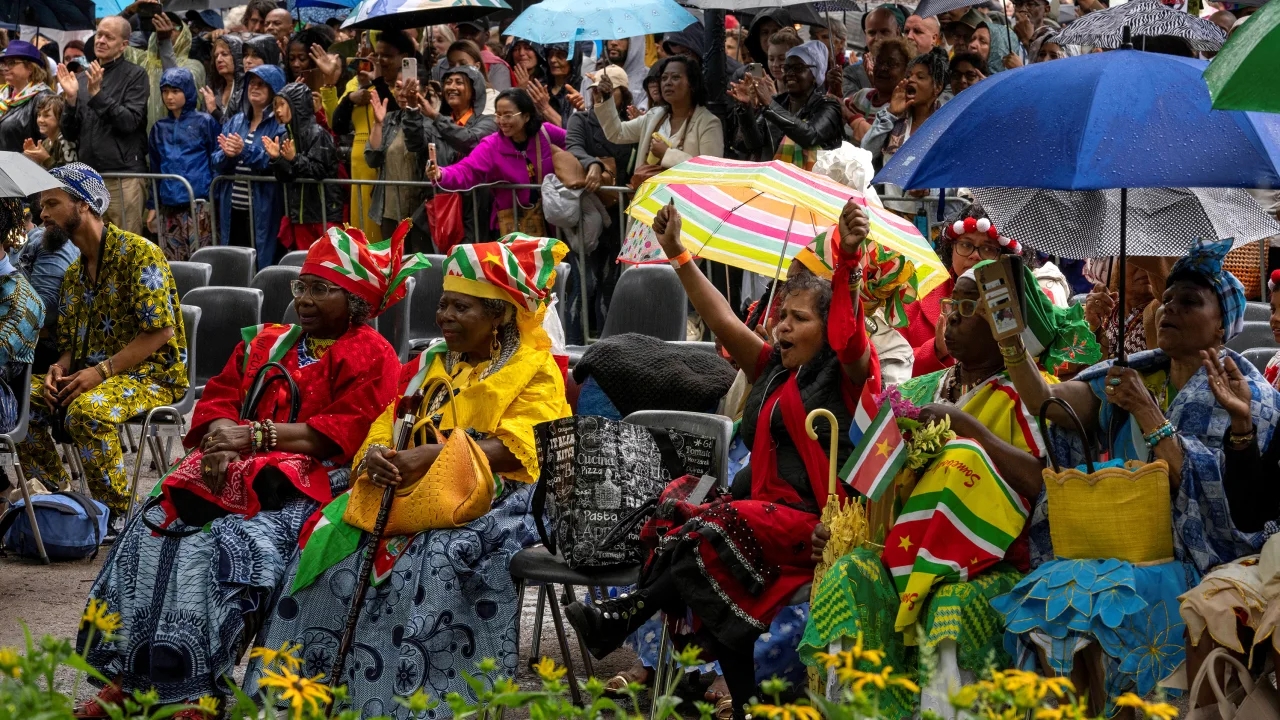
[61,653,109,683]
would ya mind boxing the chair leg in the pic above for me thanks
[122,423,137,453]
[562,584,595,678]
[650,618,671,720]
[528,584,547,666]
[513,579,526,669]
[124,419,152,524]
[545,583,584,706]
[7,437,48,564]
[61,442,82,493]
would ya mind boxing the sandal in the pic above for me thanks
[604,667,652,696]
[74,684,125,719]
[714,696,735,720]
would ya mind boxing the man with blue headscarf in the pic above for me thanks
[19,163,188,538]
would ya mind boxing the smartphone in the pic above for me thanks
[138,2,158,33]
[975,255,1027,342]
[745,62,764,78]
[402,56,418,83]
[428,142,437,165]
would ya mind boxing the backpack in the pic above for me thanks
[0,491,109,561]
[533,416,716,569]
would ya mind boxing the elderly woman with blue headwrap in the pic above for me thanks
[728,39,843,169]
[989,238,1280,715]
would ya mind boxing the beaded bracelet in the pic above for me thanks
[250,421,264,452]
[1143,420,1175,449]
[1227,426,1257,447]
[263,419,278,451]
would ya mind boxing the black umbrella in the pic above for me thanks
[1053,0,1228,51]
[970,186,1280,258]
[1,0,97,30]
[340,0,511,31]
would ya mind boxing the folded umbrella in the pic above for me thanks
[1053,0,1227,51]
[0,152,61,198]
[1205,0,1280,114]
[626,156,948,295]
[342,0,509,31]
[504,0,696,56]
[971,186,1280,258]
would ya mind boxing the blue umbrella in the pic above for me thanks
[504,0,697,57]
[342,0,509,31]
[874,49,1280,192]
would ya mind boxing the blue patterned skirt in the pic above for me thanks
[80,496,320,702]
[245,484,539,719]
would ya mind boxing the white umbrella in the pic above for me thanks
[1053,0,1228,51]
[0,152,60,198]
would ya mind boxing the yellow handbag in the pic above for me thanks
[1038,398,1175,564]
[343,377,495,535]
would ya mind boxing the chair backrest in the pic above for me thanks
[250,265,301,325]
[552,261,569,325]
[189,246,256,288]
[1246,301,1272,322]
[169,261,213,300]
[173,304,203,414]
[407,254,447,344]
[1,363,33,443]
[602,265,688,341]
[1242,347,1277,374]
[279,250,308,267]
[183,287,263,387]
[623,410,733,487]
[669,340,717,355]
[1226,321,1278,352]
[376,276,414,362]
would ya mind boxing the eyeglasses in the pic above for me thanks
[494,111,525,121]
[941,298,981,317]
[782,63,816,76]
[954,239,1002,261]
[290,279,342,300]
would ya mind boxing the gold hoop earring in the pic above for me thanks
[490,327,501,361]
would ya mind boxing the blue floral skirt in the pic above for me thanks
[993,558,1194,711]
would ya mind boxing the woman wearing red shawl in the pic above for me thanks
[74,226,420,712]
[566,200,880,720]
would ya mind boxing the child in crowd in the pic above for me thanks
[147,67,220,260]
[21,94,76,169]
[265,81,343,251]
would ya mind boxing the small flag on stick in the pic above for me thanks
[840,401,907,502]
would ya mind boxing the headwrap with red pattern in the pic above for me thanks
[300,221,431,318]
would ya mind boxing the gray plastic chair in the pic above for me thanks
[376,276,414,362]
[123,305,202,522]
[251,265,301,325]
[2,364,45,562]
[407,254,447,351]
[169,261,213,300]
[183,287,262,393]
[1246,302,1272,322]
[279,250,308,267]
[190,246,256,288]
[1227,321,1278,352]
[600,265,688,341]
[1243,347,1277,373]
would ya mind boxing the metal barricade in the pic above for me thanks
[100,172,200,248]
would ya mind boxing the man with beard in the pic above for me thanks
[19,163,187,538]
[605,37,650,111]
[15,199,79,370]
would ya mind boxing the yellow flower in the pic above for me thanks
[747,703,822,720]
[950,685,979,708]
[258,667,333,719]
[1115,694,1147,709]
[1040,675,1075,699]
[80,599,122,635]
[1141,702,1179,720]
[1035,709,1065,720]
[0,647,21,677]
[847,634,886,667]
[249,642,305,673]
[196,696,219,716]
[848,666,920,695]
[532,657,567,682]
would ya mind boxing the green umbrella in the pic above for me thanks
[1204,0,1280,113]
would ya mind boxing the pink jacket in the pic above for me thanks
[438,122,567,230]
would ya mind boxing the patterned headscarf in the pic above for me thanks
[796,226,919,328]
[300,221,431,318]
[49,163,110,216]
[442,233,568,313]
[1167,238,1247,342]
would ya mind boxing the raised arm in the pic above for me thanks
[999,338,1100,433]
[654,202,767,381]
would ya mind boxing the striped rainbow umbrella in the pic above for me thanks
[625,156,947,294]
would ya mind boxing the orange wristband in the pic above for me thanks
[669,249,692,270]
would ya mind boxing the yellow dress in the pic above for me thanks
[335,77,382,241]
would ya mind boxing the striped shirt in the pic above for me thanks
[231,129,258,211]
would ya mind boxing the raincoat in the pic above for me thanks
[148,67,220,208]
[124,21,208,131]
[207,34,245,125]
[272,81,343,230]
[213,64,285,265]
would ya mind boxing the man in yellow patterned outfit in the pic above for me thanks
[20,163,187,535]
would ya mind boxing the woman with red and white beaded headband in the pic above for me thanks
[897,206,1050,378]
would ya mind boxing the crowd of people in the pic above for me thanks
[2,2,1280,720]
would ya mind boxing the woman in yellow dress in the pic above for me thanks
[248,233,571,715]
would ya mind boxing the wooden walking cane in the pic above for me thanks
[330,392,423,690]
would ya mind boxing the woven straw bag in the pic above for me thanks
[1038,398,1175,564]
[344,377,494,535]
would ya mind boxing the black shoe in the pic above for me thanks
[564,591,652,661]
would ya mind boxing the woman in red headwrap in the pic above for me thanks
[73,224,423,714]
